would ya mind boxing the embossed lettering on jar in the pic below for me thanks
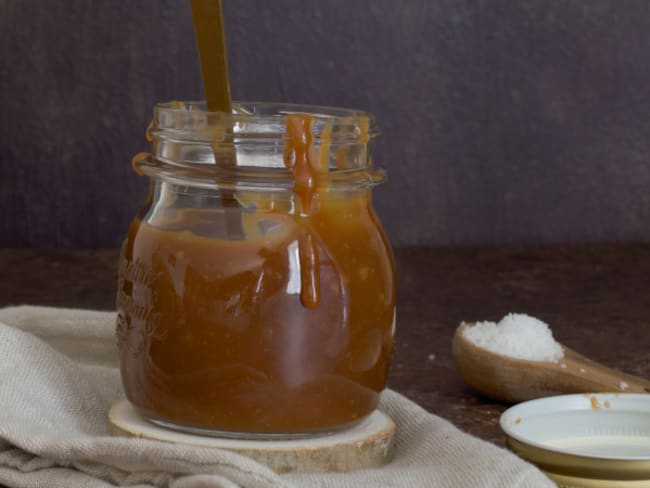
[116,102,396,438]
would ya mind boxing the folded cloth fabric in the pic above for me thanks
[0,306,554,488]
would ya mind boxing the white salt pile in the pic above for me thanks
[463,313,564,362]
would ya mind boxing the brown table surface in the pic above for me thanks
[1,244,649,447]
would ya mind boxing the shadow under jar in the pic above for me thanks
[116,102,396,439]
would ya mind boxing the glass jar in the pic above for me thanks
[116,101,396,438]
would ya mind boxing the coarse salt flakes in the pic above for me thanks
[463,313,564,362]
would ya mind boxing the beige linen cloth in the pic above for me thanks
[0,306,554,488]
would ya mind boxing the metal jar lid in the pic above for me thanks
[500,394,650,487]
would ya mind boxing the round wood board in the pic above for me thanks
[108,400,396,473]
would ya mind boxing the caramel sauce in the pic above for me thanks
[117,187,395,433]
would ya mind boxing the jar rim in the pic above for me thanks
[139,100,385,190]
[153,100,379,141]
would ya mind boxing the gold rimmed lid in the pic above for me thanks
[500,394,650,487]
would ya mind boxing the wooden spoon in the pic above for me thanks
[452,322,650,403]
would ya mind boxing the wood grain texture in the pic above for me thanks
[3,1,650,247]
[1,244,649,446]
[108,400,395,473]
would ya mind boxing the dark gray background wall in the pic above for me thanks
[3,0,650,248]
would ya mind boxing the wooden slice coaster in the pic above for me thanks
[108,399,396,473]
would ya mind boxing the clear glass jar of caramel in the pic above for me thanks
[116,101,396,438]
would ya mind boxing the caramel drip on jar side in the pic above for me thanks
[131,152,150,176]
[145,120,154,142]
[284,114,331,309]
[130,121,156,176]
[284,115,317,214]
[298,226,320,309]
